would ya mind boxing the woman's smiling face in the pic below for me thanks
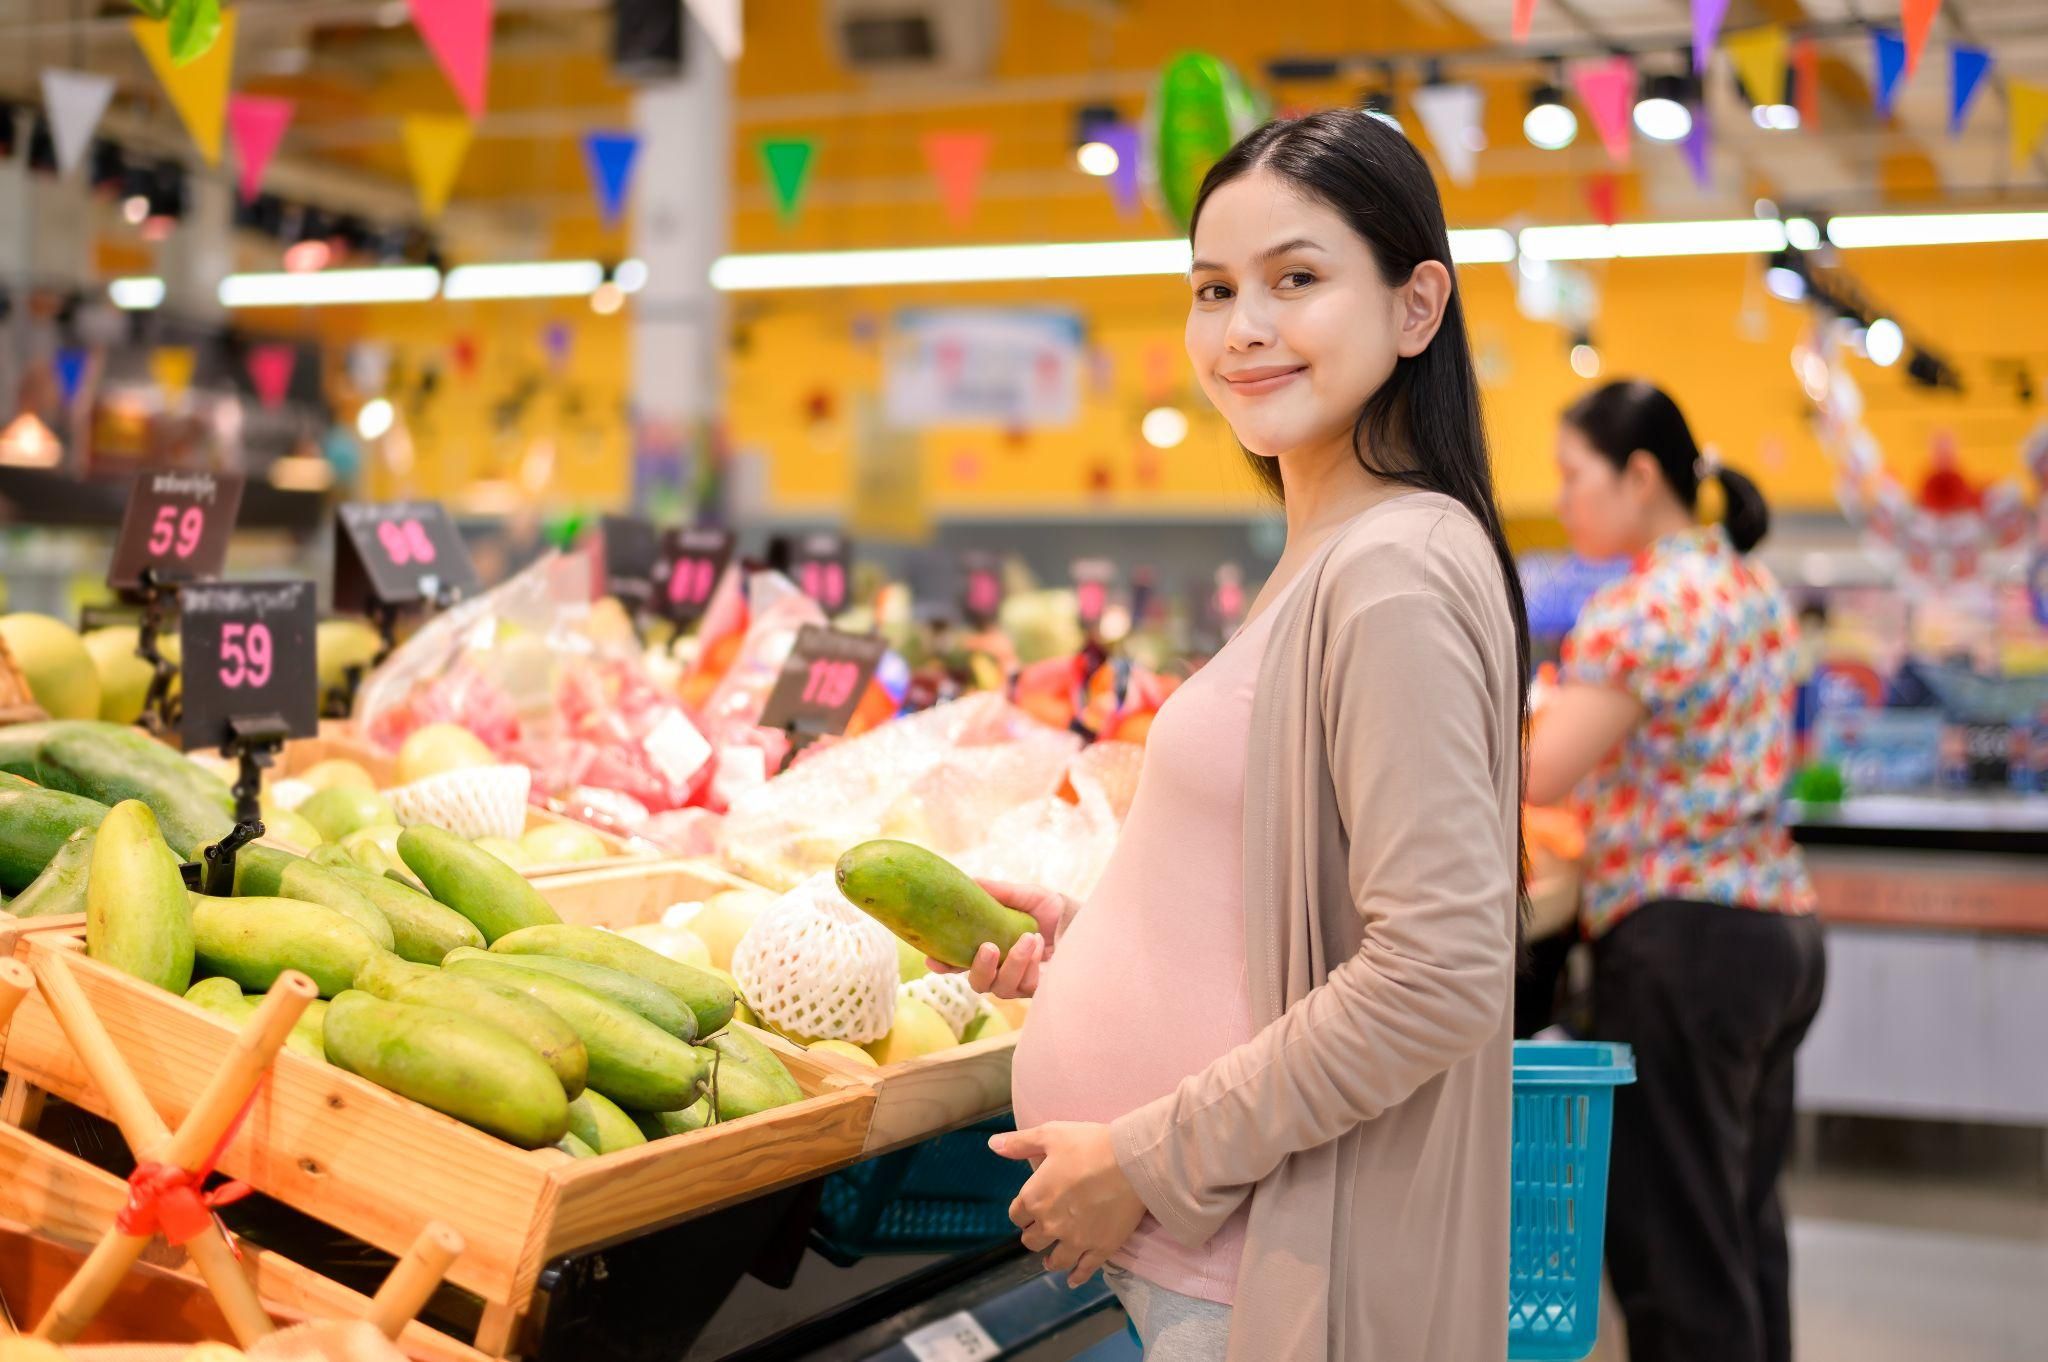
[1184,168,1408,461]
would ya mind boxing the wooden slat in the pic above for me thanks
[755,1026,1019,1156]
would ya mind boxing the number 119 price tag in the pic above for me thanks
[179,580,318,751]
[757,625,888,737]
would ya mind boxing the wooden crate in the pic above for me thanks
[539,862,1020,1156]
[0,921,876,1354]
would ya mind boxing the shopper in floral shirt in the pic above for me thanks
[1526,381,1823,1362]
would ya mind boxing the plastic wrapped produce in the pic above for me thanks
[956,750,1122,902]
[719,693,1080,890]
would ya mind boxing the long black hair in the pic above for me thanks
[1190,108,1531,903]
[1562,380,1771,552]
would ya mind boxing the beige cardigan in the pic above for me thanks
[1107,493,1519,1361]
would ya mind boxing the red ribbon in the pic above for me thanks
[114,1072,267,1247]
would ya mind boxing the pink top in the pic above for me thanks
[1012,588,1294,1305]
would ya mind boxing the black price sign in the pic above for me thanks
[179,580,318,751]
[758,625,888,737]
[335,501,478,613]
[597,515,660,608]
[1072,558,1116,632]
[655,527,736,624]
[961,552,1004,629]
[785,532,851,615]
[109,471,244,592]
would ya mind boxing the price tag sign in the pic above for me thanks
[335,501,478,613]
[179,580,318,750]
[654,527,736,625]
[597,515,660,608]
[758,625,887,737]
[109,471,244,592]
[960,552,1004,629]
[785,531,852,615]
[903,1311,1000,1362]
[1072,558,1116,632]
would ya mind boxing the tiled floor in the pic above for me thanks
[1591,1120,2048,1362]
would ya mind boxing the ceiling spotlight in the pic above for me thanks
[1076,140,1120,177]
[1785,217,1822,251]
[1764,264,1807,302]
[1570,338,1602,379]
[613,258,649,293]
[1524,83,1578,150]
[356,397,395,440]
[122,194,150,226]
[1141,406,1189,449]
[1752,103,1801,132]
[590,281,625,315]
[1865,317,1905,367]
[1073,103,1121,175]
[1633,74,1694,143]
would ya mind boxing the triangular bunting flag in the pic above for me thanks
[1412,82,1485,185]
[151,347,195,401]
[408,0,493,119]
[758,137,816,222]
[131,9,237,164]
[54,348,90,408]
[1873,30,1908,117]
[1102,123,1142,216]
[1794,37,1821,130]
[582,131,641,227]
[1681,103,1713,189]
[1950,45,1991,136]
[543,322,572,371]
[1585,174,1620,227]
[2012,81,2048,170]
[403,114,473,218]
[1724,24,1788,106]
[1512,0,1537,44]
[1901,0,1942,78]
[922,130,993,227]
[248,345,296,409]
[227,95,293,204]
[40,70,114,179]
[1573,57,1637,165]
[683,0,743,62]
[1693,0,1731,73]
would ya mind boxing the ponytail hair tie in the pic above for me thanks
[1695,446,1721,482]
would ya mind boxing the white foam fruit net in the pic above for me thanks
[732,874,899,1044]
[902,973,982,1040]
[385,764,532,841]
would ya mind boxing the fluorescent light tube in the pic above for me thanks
[443,260,606,301]
[219,267,441,308]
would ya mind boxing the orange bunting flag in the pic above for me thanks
[1900,0,1942,78]
[922,131,993,227]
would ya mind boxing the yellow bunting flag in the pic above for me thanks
[150,347,196,401]
[131,9,237,164]
[2014,81,2048,170]
[1723,23,1788,107]
[403,114,474,219]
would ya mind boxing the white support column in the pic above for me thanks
[627,3,732,519]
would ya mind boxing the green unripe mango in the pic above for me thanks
[392,972,588,1098]
[835,840,1035,970]
[87,800,194,993]
[233,846,395,952]
[10,826,96,918]
[444,956,709,1112]
[556,1131,598,1158]
[441,946,695,1040]
[0,784,107,892]
[565,1089,646,1155]
[396,825,560,943]
[489,924,734,1037]
[323,991,569,1149]
[184,976,257,1024]
[633,1097,715,1140]
[322,863,485,963]
[189,894,379,998]
[351,951,437,1000]
[701,1027,804,1122]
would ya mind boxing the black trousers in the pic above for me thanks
[1592,899,1828,1362]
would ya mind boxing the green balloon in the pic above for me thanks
[1148,52,1267,230]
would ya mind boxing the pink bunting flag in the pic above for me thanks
[1573,57,1638,166]
[1585,174,1620,227]
[922,131,993,228]
[408,0,493,119]
[247,344,296,410]
[1512,0,1538,43]
[227,95,293,204]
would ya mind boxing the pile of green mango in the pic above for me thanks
[0,727,804,1154]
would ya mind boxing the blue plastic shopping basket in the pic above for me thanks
[812,1042,1634,1360]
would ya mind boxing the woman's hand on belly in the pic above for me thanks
[994,1121,1147,1287]
[929,879,1072,997]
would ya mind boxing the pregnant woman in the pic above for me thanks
[941,108,1528,1361]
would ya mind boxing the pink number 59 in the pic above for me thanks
[218,622,272,689]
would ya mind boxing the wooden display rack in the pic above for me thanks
[0,919,876,1357]
[0,952,480,1359]
[272,730,652,878]
[539,859,1022,1157]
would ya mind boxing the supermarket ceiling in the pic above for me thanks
[0,0,2040,262]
